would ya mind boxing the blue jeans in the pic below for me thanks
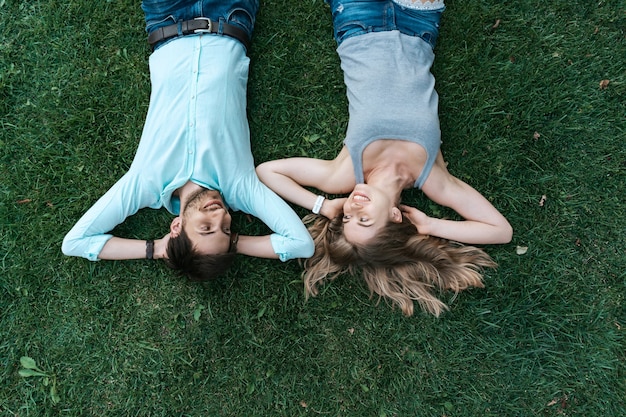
[141,0,259,50]
[325,0,444,48]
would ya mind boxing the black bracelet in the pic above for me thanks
[146,240,154,260]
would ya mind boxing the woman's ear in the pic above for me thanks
[170,217,182,237]
[391,207,403,223]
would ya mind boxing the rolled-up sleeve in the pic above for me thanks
[229,173,314,261]
[62,173,157,261]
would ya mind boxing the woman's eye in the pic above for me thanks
[359,217,368,222]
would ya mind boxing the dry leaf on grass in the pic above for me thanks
[516,246,528,255]
[599,79,610,89]
[539,195,547,206]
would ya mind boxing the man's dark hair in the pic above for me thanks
[164,228,236,281]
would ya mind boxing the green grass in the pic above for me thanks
[1,0,624,415]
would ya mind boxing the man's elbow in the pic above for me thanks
[61,235,76,257]
[293,236,315,260]
[302,238,315,259]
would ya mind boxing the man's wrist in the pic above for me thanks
[145,240,154,259]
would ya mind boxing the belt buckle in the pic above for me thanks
[194,17,213,34]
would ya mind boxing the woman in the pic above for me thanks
[257,0,512,316]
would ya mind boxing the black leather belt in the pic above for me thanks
[147,17,250,52]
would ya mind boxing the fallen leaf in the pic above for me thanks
[348,328,355,335]
[599,79,610,89]
[539,195,547,207]
[17,199,32,204]
[492,19,501,29]
[516,246,528,255]
[547,398,559,407]
[533,131,541,140]
[300,400,308,408]
[575,238,581,247]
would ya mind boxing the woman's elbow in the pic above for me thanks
[497,221,513,244]
[255,162,271,182]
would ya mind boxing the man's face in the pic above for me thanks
[181,189,233,255]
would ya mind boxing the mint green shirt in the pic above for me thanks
[62,35,313,261]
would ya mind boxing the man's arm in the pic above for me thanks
[96,234,170,260]
[235,235,278,259]
[227,173,315,261]
[62,175,162,260]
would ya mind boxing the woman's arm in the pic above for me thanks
[414,152,513,244]
[256,147,354,218]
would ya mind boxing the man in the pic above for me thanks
[62,0,314,279]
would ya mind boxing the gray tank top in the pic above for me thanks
[340,31,441,189]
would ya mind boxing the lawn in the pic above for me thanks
[1,0,624,416]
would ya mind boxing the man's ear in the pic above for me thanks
[170,217,182,237]
[391,207,403,223]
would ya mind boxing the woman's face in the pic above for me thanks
[341,184,400,244]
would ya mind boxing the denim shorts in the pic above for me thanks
[141,0,259,50]
[325,0,444,48]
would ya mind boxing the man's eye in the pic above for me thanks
[359,217,368,222]
[343,215,351,220]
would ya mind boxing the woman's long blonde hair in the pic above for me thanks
[302,214,496,317]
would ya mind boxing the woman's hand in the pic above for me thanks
[400,204,430,234]
[321,197,348,220]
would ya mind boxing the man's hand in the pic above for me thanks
[320,197,348,220]
[400,204,430,234]
[154,233,171,259]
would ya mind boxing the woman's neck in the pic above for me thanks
[364,166,409,202]
[361,140,426,189]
